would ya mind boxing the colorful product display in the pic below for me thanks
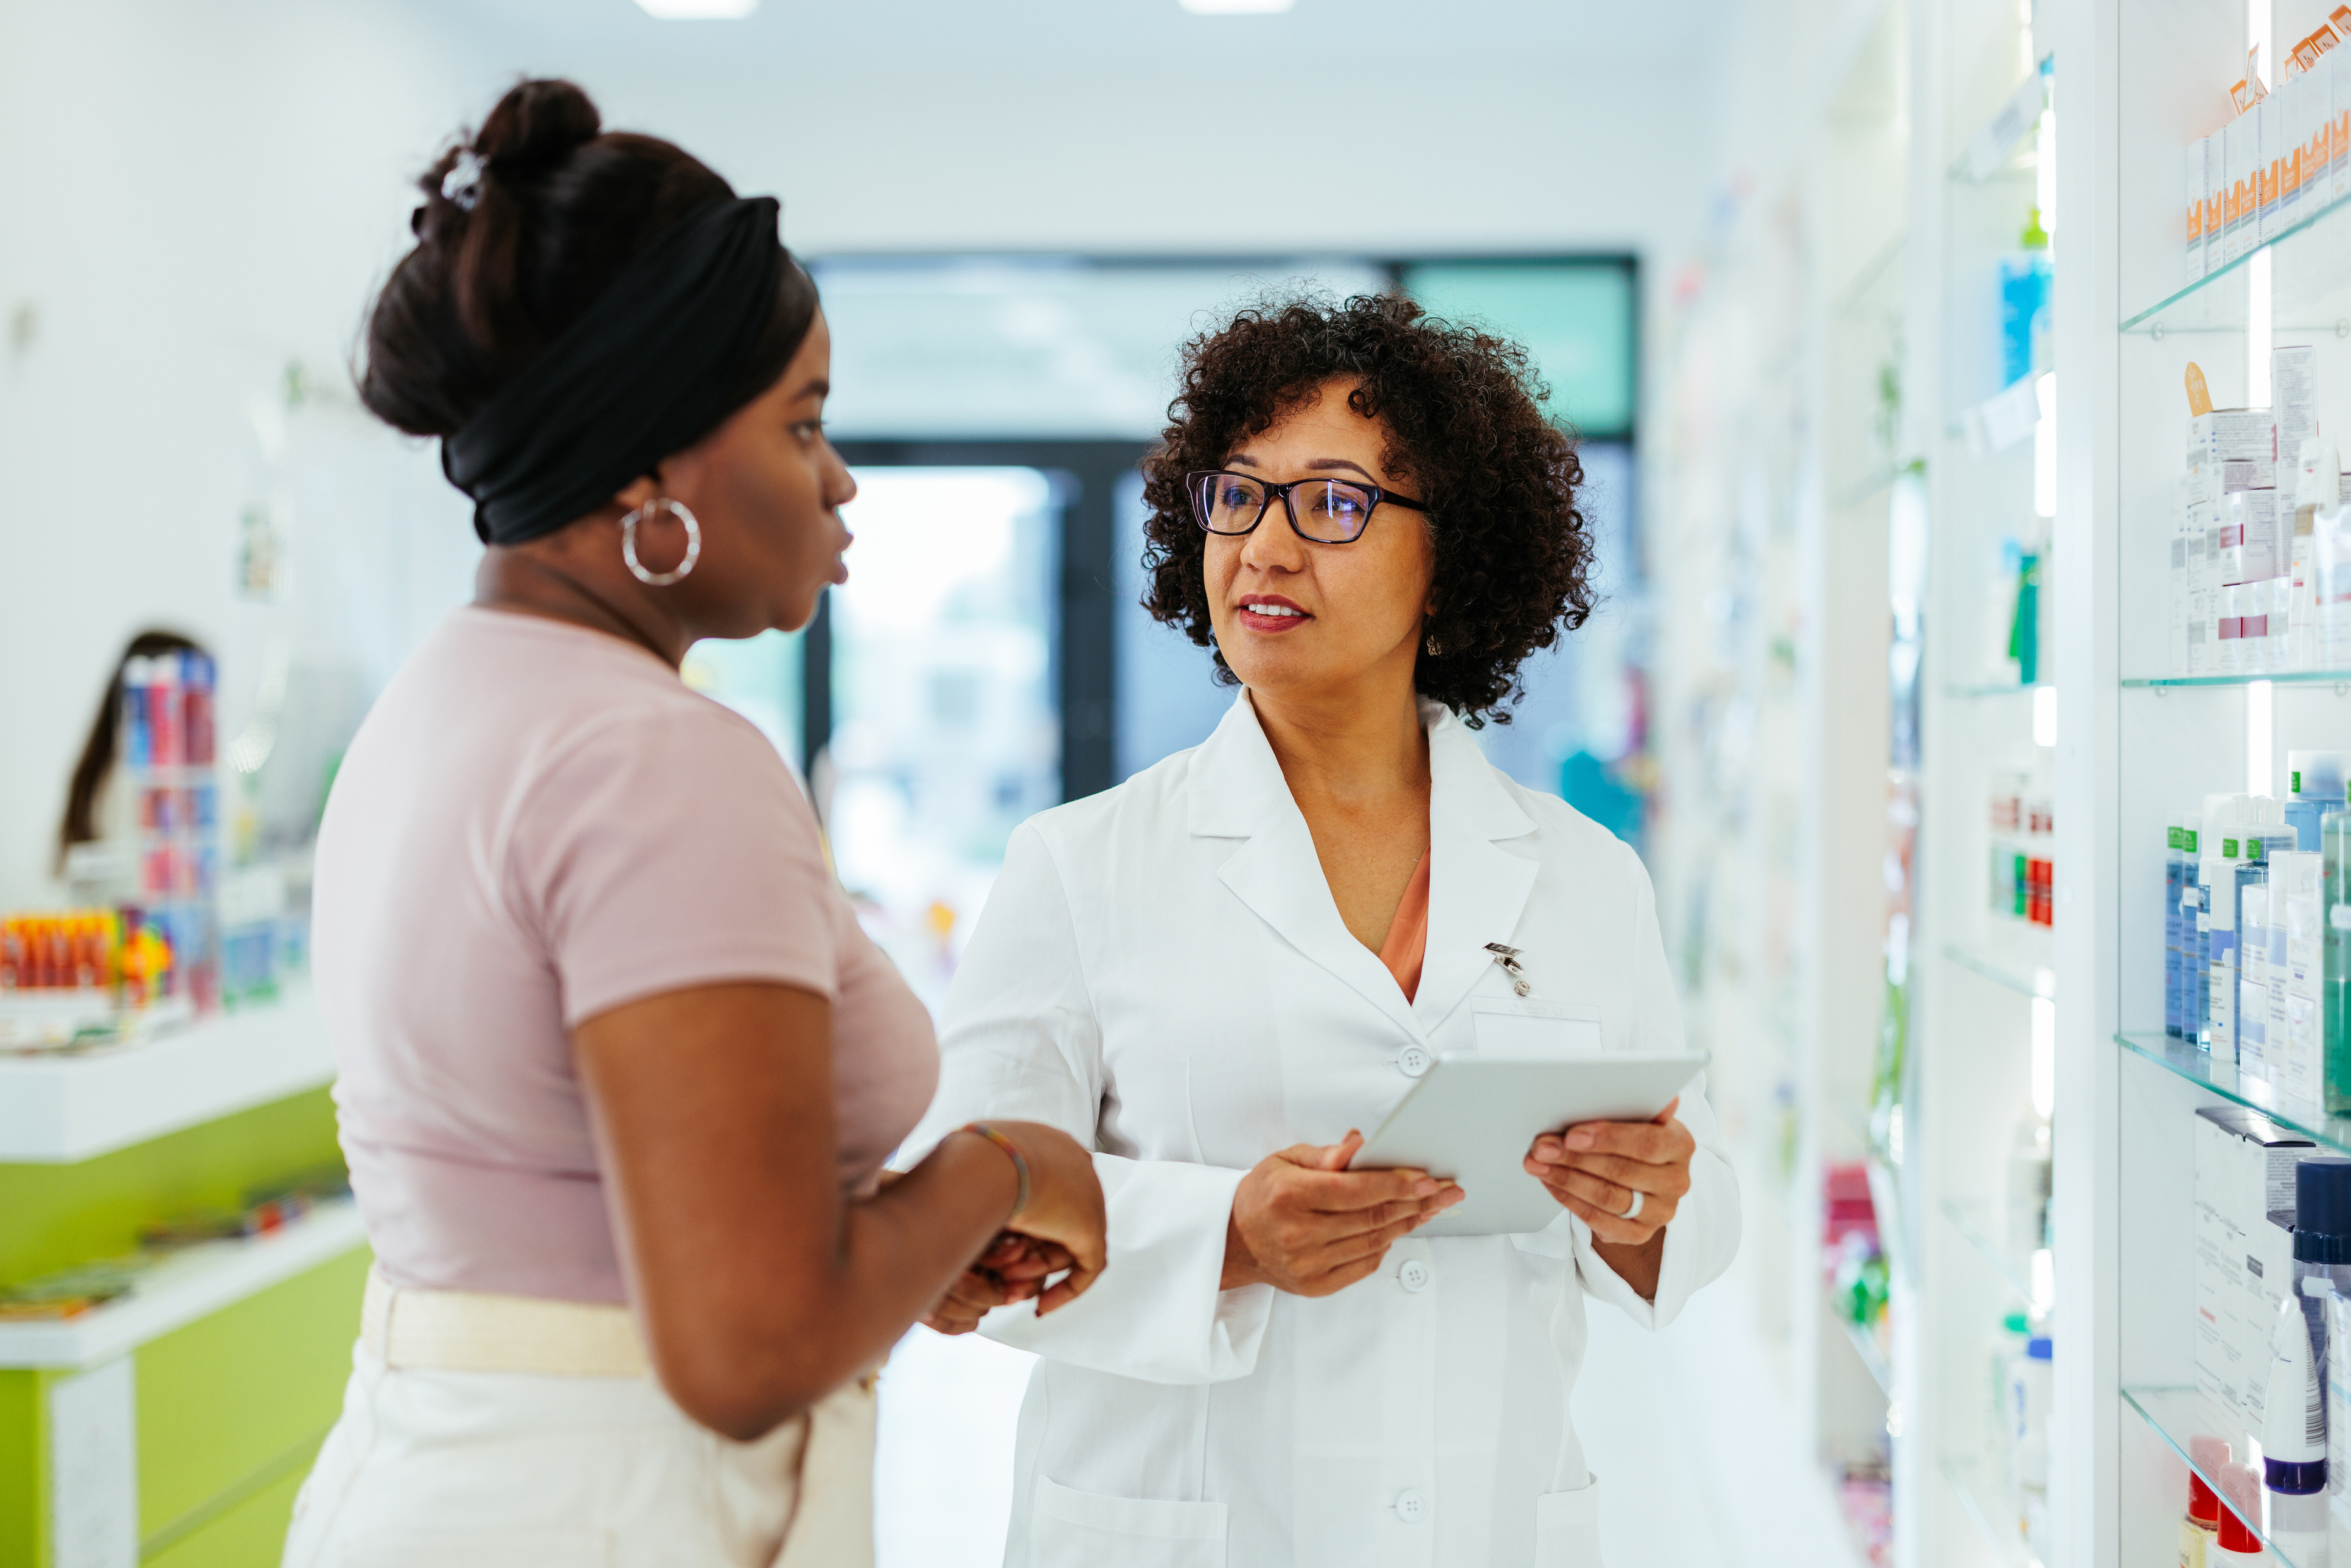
[2171,347,2351,678]
[0,1168,350,1322]
[2158,787,2349,1104]
[1990,773,2056,927]
[2185,23,2351,288]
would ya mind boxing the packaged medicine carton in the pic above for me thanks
[2338,38,2351,200]
[2173,478,2192,674]
[2225,488,2282,586]
[2276,343,2318,465]
[2308,57,2336,216]
[2194,500,2224,675]
[2192,411,2280,489]
[2189,138,2211,282]
[2262,89,2285,239]
[2243,880,2273,1074]
[2272,848,2325,1104]
[2193,1105,2314,1430]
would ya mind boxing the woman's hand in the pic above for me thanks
[1222,1131,1463,1296]
[1524,1099,1695,1298]
[961,1121,1107,1315]
[921,1234,1074,1336]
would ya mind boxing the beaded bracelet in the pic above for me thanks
[963,1123,1031,1222]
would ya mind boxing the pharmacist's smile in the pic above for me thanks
[1236,593,1313,633]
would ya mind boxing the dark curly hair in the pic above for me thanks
[1139,292,1593,727]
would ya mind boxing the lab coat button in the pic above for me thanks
[1395,1490,1428,1522]
[1398,1046,1432,1078]
[1398,1258,1430,1292]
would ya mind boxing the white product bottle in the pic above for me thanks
[2267,1285,2330,1566]
[2008,1332,2052,1553]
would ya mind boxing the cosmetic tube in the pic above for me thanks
[2267,1285,2330,1565]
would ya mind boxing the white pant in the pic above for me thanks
[282,1342,874,1568]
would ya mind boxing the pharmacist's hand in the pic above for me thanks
[972,1121,1106,1316]
[1222,1132,1464,1297]
[921,1233,1076,1336]
[1525,1099,1694,1247]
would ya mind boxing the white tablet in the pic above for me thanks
[1350,1050,1709,1236]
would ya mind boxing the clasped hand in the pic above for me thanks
[924,1106,1694,1334]
[1522,1098,1695,1246]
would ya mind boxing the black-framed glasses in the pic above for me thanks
[1186,470,1430,545]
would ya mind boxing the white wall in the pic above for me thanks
[0,0,1727,909]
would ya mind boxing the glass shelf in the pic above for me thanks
[1943,681,2049,698]
[2122,176,2351,334]
[2123,669,2351,689]
[1943,944,2056,1000]
[1941,1198,2050,1309]
[2123,1385,2311,1567]
[1940,1453,2032,1567]
[2114,1031,2351,1155]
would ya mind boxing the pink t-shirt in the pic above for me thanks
[313,607,938,1305]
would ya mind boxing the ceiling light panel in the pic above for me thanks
[635,0,758,18]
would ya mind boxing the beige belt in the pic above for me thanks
[360,1266,650,1378]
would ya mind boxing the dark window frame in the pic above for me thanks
[812,251,1640,803]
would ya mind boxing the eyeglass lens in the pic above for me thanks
[1193,475,1376,543]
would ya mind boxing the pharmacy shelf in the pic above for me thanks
[2122,175,2351,333]
[0,1199,366,1370]
[1938,1454,2030,1567]
[1940,1199,2046,1308]
[1942,944,2056,1000]
[2114,1030,2351,1155]
[0,986,330,1163]
[2123,669,2351,689]
[2122,1385,2311,1568]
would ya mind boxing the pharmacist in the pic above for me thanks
[908,296,1740,1567]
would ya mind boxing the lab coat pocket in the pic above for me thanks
[1533,1472,1603,1567]
[1029,1474,1229,1568]
[1470,998,1603,1056]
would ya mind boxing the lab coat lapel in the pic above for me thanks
[1189,694,1427,1042]
[1413,703,1539,1031]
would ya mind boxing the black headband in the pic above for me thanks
[442,195,815,546]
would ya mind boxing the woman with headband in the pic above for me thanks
[282,80,1105,1568]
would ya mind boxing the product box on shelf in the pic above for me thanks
[2188,138,2211,284]
[2259,91,2283,241]
[2225,108,2254,261]
[2336,37,2351,200]
[2191,410,2278,478]
[2269,849,2325,1104]
[2195,1106,2314,1432]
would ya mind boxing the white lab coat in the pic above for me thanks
[907,692,1739,1568]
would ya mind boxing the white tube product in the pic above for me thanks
[2266,1288,2329,1566]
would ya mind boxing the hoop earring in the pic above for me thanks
[621,497,701,587]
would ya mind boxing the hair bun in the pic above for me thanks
[472,79,601,173]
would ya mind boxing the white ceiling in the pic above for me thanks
[409,0,1698,71]
[390,0,1730,258]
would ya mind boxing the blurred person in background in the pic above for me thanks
[911,296,1739,1567]
[287,79,1103,1568]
